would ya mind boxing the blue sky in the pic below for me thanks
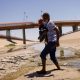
[0,0,80,22]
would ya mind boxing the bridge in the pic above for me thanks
[0,20,80,44]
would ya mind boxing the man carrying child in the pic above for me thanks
[37,12,61,74]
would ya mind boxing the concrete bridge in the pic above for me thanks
[0,20,80,44]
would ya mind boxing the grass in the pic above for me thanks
[5,44,15,47]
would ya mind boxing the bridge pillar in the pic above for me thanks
[58,26,62,36]
[22,28,26,49]
[23,28,26,44]
[6,30,11,41]
[72,25,78,32]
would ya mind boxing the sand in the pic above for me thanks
[15,66,80,80]
[0,39,39,80]
[60,31,80,50]
[0,31,80,80]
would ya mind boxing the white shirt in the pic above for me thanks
[45,21,57,42]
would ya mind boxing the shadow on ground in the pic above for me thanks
[24,69,64,78]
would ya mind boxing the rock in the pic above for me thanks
[0,68,5,70]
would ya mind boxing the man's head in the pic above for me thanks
[42,12,50,22]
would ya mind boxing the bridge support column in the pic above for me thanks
[58,26,62,36]
[6,30,16,43]
[22,28,26,49]
[23,28,26,44]
[6,30,11,41]
[72,25,78,32]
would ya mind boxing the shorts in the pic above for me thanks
[40,42,56,60]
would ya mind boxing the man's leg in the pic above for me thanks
[37,43,50,74]
[50,46,61,70]
[41,59,46,71]
[52,57,61,70]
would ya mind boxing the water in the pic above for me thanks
[0,28,39,41]
[62,26,72,33]
[0,27,80,69]
[66,60,80,68]
[0,27,72,41]
[31,43,45,51]
[32,43,76,57]
[0,26,77,56]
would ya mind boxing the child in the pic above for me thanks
[38,19,48,42]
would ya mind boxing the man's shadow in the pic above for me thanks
[24,69,61,78]
[24,68,64,78]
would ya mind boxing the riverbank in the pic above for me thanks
[0,39,39,80]
[60,31,80,50]
[0,31,80,80]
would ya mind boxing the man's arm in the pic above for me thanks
[54,27,60,47]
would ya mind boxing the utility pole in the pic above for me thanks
[22,12,27,49]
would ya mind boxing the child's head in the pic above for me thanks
[38,19,43,26]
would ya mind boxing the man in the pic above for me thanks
[37,13,61,74]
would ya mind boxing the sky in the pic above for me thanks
[0,0,80,23]
[0,0,80,40]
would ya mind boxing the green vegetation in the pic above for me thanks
[5,44,15,47]
[60,48,64,57]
